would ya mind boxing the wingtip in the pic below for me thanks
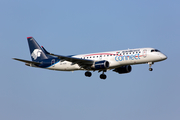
[12,58,18,61]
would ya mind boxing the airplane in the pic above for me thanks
[13,37,167,79]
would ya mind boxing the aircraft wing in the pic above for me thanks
[47,53,93,65]
[13,58,41,65]
[41,46,94,68]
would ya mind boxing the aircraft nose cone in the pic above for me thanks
[160,54,167,60]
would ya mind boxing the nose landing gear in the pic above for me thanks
[149,68,153,71]
[148,62,154,71]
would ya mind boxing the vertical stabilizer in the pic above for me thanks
[27,37,48,61]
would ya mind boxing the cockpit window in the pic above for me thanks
[151,49,160,52]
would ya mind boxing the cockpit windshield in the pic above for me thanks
[151,49,160,52]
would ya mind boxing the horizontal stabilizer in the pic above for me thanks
[12,58,41,65]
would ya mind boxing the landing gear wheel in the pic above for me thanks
[100,74,107,80]
[148,62,154,72]
[149,68,153,71]
[85,71,92,77]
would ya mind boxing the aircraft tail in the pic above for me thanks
[27,37,48,61]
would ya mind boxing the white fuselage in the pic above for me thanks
[46,48,167,71]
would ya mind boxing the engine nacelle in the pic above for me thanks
[113,65,132,74]
[92,60,109,70]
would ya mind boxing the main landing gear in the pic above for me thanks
[85,71,92,77]
[85,71,107,80]
[100,73,106,79]
[100,70,107,80]
[148,62,154,71]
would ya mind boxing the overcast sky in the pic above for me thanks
[1,0,180,120]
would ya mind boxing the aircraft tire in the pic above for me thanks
[149,68,153,71]
[100,74,107,80]
[85,71,92,77]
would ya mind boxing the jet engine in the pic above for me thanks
[113,65,132,74]
[91,60,109,70]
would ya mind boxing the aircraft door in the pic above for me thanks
[51,59,55,67]
[99,55,102,60]
[143,49,147,58]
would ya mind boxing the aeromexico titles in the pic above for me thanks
[13,37,167,79]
